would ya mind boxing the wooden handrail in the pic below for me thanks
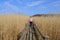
[17,22,49,40]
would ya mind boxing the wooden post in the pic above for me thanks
[25,33,27,40]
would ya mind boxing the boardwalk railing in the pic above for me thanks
[17,22,49,40]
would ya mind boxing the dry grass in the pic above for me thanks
[33,16,60,40]
[0,15,29,40]
[0,15,60,40]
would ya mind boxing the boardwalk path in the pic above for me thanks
[17,22,49,40]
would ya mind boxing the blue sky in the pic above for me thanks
[0,0,60,15]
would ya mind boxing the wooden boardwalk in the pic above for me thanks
[17,23,49,40]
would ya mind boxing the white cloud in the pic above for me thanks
[16,0,23,4]
[38,0,60,10]
[45,0,60,13]
[26,0,45,7]
[52,1,60,7]
[4,1,20,13]
[47,0,60,7]
[53,4,60,7]
[0,4,5,10]
[5,0,23,4]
